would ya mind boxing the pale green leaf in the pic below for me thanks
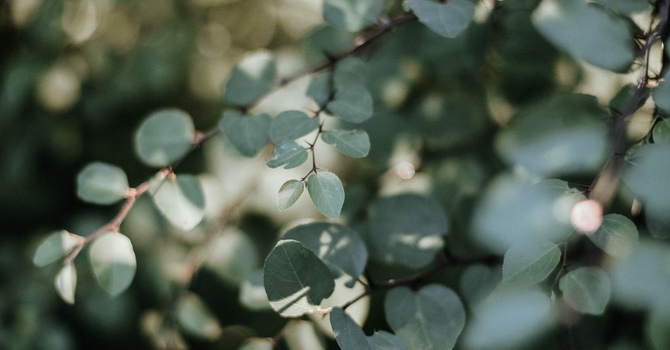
[307,172,345,218]
[502,239,561,286]
[321,129,370,158]
[270,110,319,144]
[588,214,638,257]
[224,52,276,106]
[646,205,670,239]
[532,0,636,72]
[327,84,373,123]
[89,231,136,296]
[220,110,272,157]
[595,0,651,14]
[266,141,309,169]
[134,109,195,167]
[76,162,129,205]
[33,230,81,267]
[239,338,274,350]
[239,270,270,311]
[55,261,77,305]
[404,0,475,38]
[560,267,611,315]
[323,0,384,32]
[277,179,305,211]
[652,118,670,145]
[176,292,222,341]
[263,240,335,317]
[369,194,447,269]
[330,307,372,350]
[384,285,465,350]
[150,174,205,231]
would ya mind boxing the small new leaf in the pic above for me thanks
[76,162,129,205]
[89,232,137,296]
[307,172,345,218]
[277,179,304,211]
[266,141,309,169]
[321,129,370,158]
[134,109,195,167]
[33,230,81,267]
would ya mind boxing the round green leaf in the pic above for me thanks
[369,194,447,269]
[646,205,670,239]
[33,230,81,267]
[404,0,475,38]
[304,25,355,62]
[270,110,319,144]
[646,308,670,350]
[219,110,272,157]
[323,0,384,32]
[384,285,465,350]
[459,264,501,308]
[327,84,373,123]
[559,266,611,315]
[502,239,561,286]
[150,174,205,231]
[622,144,670,212]
[76,162,129,205]
[367,331,408,350]
[134,109,195,167]
[330,307,372,350]
[239,269,270,311]
[89,231,136,296]
[532,0,636,72]
[307,72,332,107]
[176,292,223,341]
[277,179,305,211]
[652,72,670,111]
[333,57,368,88]
[263,240,335,317]
[266,141,309,169]
[588,214,638,257]
[321,129,370,158]
[652,118,670,145]
[223,52,276,107]
[55,261,77,305]
[307,171,345,218]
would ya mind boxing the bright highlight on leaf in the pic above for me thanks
[224,52,276,106]
[502,239,561,286]
[559,266,611,315]
[219,110,272,157]
[307,172,345,218]
[176,292,223,341]
[150,174,206,231]
[277,179,304,211]
[321,129,370,158]
[55,261,77,305]
[76,162,129,205]
[89,231,137,296]
[134,109,195,167]
[266,141,308,169]
[33,230,81,267]
[404,0,475,38]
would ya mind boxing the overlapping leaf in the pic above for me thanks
[33,230,81,267]
[277,180,304,211]
[588,214,638,257]
[559,267,611,315]
[89,231,136,296]
[266,141,308,169]
[502,239,561,286]
[149,174,205,231]
[323,0,384,32]
[270,110,319,144]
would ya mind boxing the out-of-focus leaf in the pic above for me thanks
[321,129,370,158]
[502,239,561,286]
[460,264,501,308]
[327,85,373,123]
[176,292,222,341]
[277,179,305,211]
[33,230,81,267]
[89,232,136,296]
[595,0,651,14]
[307,172,345,218]
[404,0,475,38]
[270,110,320,144]
[224,52,276,106]
[367,331,408,350]
[559,266,611,315]
[323,0,384,32]
[307,73,332,107]
[55,261,77,305]
[239,270,270,311]
[150,174,205,231]
[134,109,195,167]
[266,141,309,169]
[588,214,638,257]
[220,110,272,157]
[330,307,372,350]
[622,144,670,215]
[76,162,129,205]
[652,118,670,145]
[204,230,258,285]
[239,338,274,350]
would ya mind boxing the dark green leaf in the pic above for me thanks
[76,162,129,205]
[304,25,355,62]
[404,0,475,38]
[369,194,447,269]
[176,292,222,340]
[134,109,195,167]
[532,0,636,72]
[224,52,276,106]
[333,57,368,88]
[652,118,670,145]
[459,264,501,308]
[277,179,305,211]
[330,307,372,350]
[220,110,272,157]
[270,110,319,144]
[646,308,670,350]
[321,129,370,158]
[385,285,465,349]
[502,239,561,286]
[646,205,670,239]
[367,331,408,350]
[588,214,638,257]
[264,240,335,317]
[595,0,651,14]
[33,230,81,267]
[327,85,373,123]
[559,266,611,315]
[89,231,136,296]
[653,71,670,111]
[307,73,332,107]
[307,172,345,218]
[323,0,384,32]
[55,262,77,305]
[266,141,309,169]
[239,270,270,311]
[622,144,670,212]
[150,174,205,231]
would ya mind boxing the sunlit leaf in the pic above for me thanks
[150,174,205,231]
[239,269,270,311]
[76,162,129,205]
[277,179,305,211]
[327,85,373,123]
[89,231,136,296]
[270,110,319,144]
[176,292,223,341]
[266,141,309,169]
[307,172,345,218]
[220,110,272,157]
[55,261,77,305]
[560,266,611,315]
[588,214,638,257]
[33,230,81,267]
[502,239,561,286]
[134,109,195,167]
[239,338,274,350]
[321,129,370,158]
[323,0,384,32]
[264,240,335,317]
[330,307,372,350]
[224,52,276,106]
[404,0,475,38]
[385,285,465,350]
[284,320,326,350]
[369,194,447,269]
[532,0,636,72]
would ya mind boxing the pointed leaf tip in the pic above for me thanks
[307,172,345,218]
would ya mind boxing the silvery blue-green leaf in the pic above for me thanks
[33,230,81,267]
[266,141,309,169]
[55,261,77,305]
[559,266,611,315]
[502,239,561,286]
[588,214,638,257]
[89,231,136,296]
[652,118,670,144]
[321,129,370,158]
[176,292,222,340]
[532,0,636,72]
[459,264,501,308]
[277,179,304,211]
[323,0,384,32]
[327,85,373,123]
[330,307,372,350]
[307,73,332,107]
[307,172,345,218]
[150,174,205,231]
[239,339,274,350]
[263,240,335,317]
[219,110,272,157]
[622,144,670,212]
[594,0,651,15]
[224,52,276,106]
[369,194,447,269]
[204,230,258,285]
[333,57,368,88]
[645,205,670,239]
[76,162,129,205]
[385,285,465,350]
[646,307,670,350]
[135,109,195,167]
[304,25,355,62]
[270,110,319,144]
[653,71,670,111]
[367,331,408,350]
[404,0,475,38]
